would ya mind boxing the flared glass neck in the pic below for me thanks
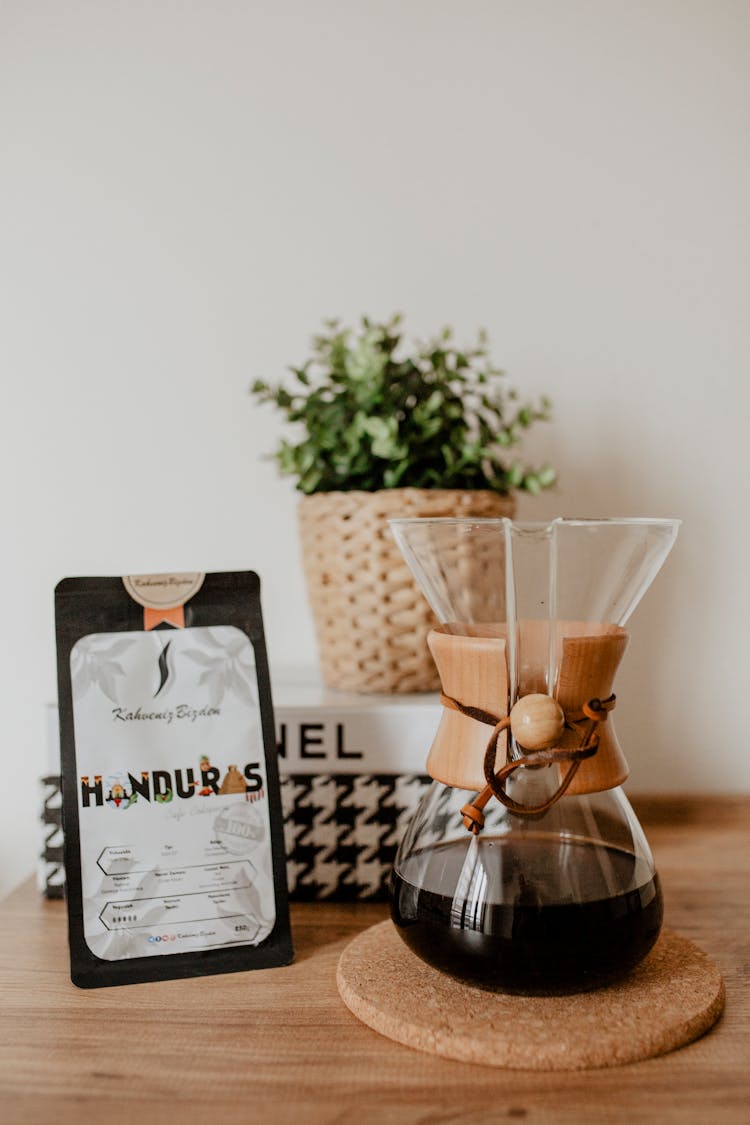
[391,517,678,626]
[390,516,679,708]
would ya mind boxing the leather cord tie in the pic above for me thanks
[438,692,616,830]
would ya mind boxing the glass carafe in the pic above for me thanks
[389,518,679,995]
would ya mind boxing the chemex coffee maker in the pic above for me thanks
[388,517,679,995]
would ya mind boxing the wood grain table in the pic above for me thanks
[1,797,748,1124]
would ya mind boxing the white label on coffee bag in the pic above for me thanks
[122,572,205,610]
[70,626,275,961]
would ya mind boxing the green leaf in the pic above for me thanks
[507,461,524,487]
[249,316,554,494]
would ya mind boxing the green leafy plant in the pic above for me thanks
[250,315,556,495]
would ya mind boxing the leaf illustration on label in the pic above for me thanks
[230,664,255,705]
[181,649,216,667]
[226,631,249,657]
[98,662,126,702]
[184,635,256,707]
[188,628,225,653]
[198,667,224,709]
[71,636,136,701]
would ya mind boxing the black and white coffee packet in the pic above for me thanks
[55,571,293,988]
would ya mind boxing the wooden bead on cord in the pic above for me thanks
[509,693,565,751]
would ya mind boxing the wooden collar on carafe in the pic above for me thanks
[426,623,629,825]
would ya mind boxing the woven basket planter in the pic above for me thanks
[298,488,515,693]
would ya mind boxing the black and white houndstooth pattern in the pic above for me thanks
[40,775,65,899]
[280,773,432,901]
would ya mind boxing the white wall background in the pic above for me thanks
[2,0,749,899]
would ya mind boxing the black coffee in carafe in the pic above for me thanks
[391,834,663,995]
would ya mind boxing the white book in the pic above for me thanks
[272,669,440,776]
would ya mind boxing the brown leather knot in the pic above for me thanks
[459,800,487,835]
[445,692,616,825]
[582,695,616,722]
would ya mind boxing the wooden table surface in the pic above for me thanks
[1,796,748,1125]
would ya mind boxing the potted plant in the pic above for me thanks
[251,315,555,693]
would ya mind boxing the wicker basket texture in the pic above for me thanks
[298,488,515,693]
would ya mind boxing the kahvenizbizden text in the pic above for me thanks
[111,705,220,724]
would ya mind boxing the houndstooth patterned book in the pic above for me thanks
[39,773,65,899]
[281,773,432,901]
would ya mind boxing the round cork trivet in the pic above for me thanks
[337,923,724,1070]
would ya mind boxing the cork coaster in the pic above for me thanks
[337,923,725,1070]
